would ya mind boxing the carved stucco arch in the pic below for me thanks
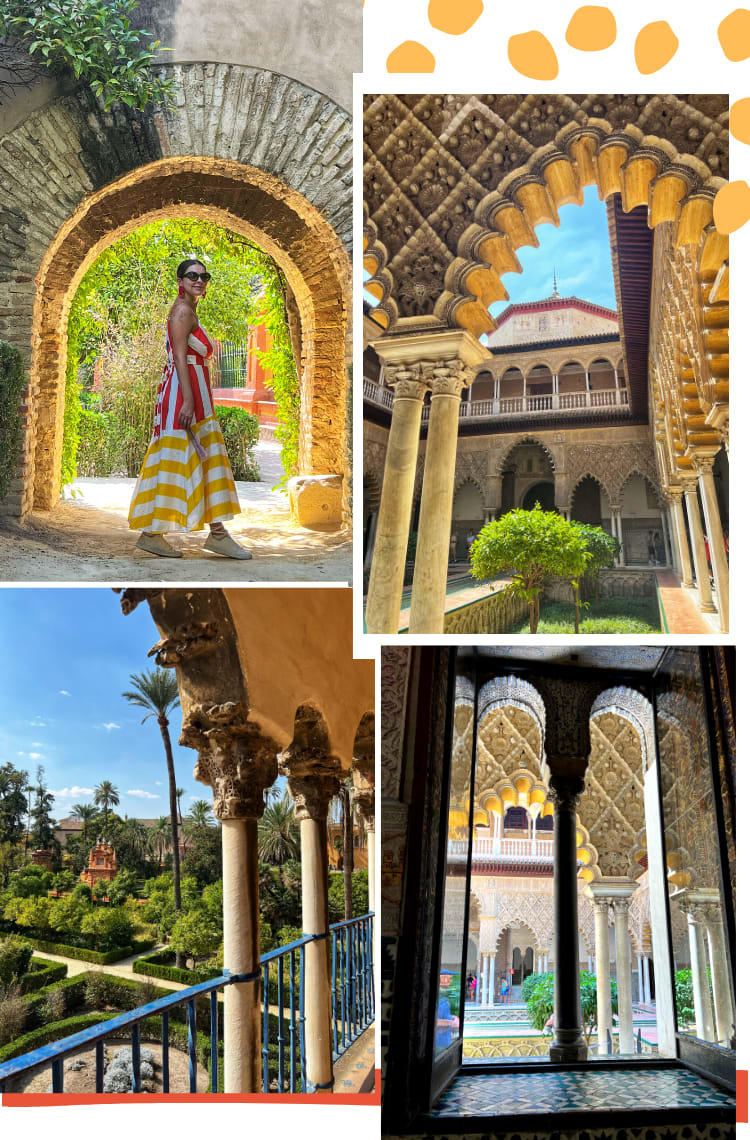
[614,467,665,510]
[363,95,727,334]
[495,435,560,475]
[453,474,486,509]
[2,63,353,513]
[567,471,613,514]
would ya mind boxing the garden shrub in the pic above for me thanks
[0,1012,112,1063]
[132,949,203,985]
[11,935,132,964]
[215,405,260,481]
[42,985,67,1024]
[0,934,33,987]
[18,958,67,994]
[0,985,27,1048]
[0,340,25,502]
[75,408,119,477]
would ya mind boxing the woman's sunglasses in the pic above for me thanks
[182,271,211,282]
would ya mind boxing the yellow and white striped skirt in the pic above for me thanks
[128,416,241,533]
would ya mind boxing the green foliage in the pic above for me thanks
[255,290,299,488]
[510,598,660,634]
[524,971,618,1043]
[520,970,549,1003]
[17,958,67,994]
[132,948,200,986]
[258,862,302,936]
[51,870,76,894]
[215,405,260,481]
[78,905,134,952]
[72,882,92,903]
[0,341,25,503]
[674,968,698,1027]
[0,1011,111,1063]
[0,0,175,111]
[61,305,84,487]
[258,793,300,866]
[170,910,221,961]
[0,935,32,987]
[470,506,590,634]
[107,869,138,907]
[0,762,30,848]
[4,864,50,899]
[577,523,620,576]
[182,827,222,888]
[0,934,132,964]
[328,869,369,924]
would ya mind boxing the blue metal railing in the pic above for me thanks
[0,912,375,1095]
[331,912,375,1059]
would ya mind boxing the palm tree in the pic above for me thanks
[93,781,119,839]
[185,800,213,830]
[24,784,34,854]
[339,775,354,921]
[258,792,300,865]
[71,803,97,842]
[153,815,171,867]
[122,668,182,914]
[175,787,185,826]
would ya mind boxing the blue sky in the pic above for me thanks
[364,186,615,318]
[0,589,212,822]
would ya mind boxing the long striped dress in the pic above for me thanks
[128,321,240,532]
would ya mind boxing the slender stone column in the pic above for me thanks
[615,510,625,565]
[637,955,645,1003]
[410,362,469,632]
[644,958,652,1004]
[685,906,715,1041]
[659,511,672,567]
[364,509,378,569]
[704,905,734,1045]
[612,898,634,1054]
[695,456,729,632]
[684,483,716,612]
[667,490,693,586]
[365,367,428,633]
[280,739,343,1091]
[482,954,490,1006]
[187,713,279,1093]
[592,897,613,1049]
[549,774,588,1061]
[352,723,376,914]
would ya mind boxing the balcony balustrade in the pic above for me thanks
[0,912,374,1095]
[362,381,629,422]
[448,836,554,863]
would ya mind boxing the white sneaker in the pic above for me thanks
[136,533,184,558]
[204,532,253,560]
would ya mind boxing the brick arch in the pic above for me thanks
[0,63,352,515]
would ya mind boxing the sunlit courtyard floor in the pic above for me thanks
[0,441,352,583]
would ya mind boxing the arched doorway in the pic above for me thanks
[571,475,607,527]
[501,439,556,515]
[452,481,484,559]
[620,473,665,565]
[522,482,555,511]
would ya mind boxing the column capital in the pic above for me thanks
[611,897,631,917]
[692,451,719,476]
[427,357,472,397]
[374,326,491,372]
[181,701,279,820]
[385,363,429,400]
[548,771,585,812]
[279,746,342,821]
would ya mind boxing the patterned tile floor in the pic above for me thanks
[430,1068,735,1117]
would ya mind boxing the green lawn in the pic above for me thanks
[509,597,661,634]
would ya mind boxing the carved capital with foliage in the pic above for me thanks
[181,700,278,820]
[279,746,342,822]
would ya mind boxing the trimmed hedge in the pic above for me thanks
[0,340,25,502]
[17,936,132,964]
[0,1012,112,1064]
[19,958,68,994]
[132,949,197,985]
[130,937,157,956]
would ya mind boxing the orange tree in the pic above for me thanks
[469,505,590,634]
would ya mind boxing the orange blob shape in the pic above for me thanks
[507,30,559,80]
[718,8,750,60]
[634,20,679,73]
[386,40,436,72]
[730,98,750,143]
[429,0,484,35]
[714,180,750,234]
[565,6,617,50]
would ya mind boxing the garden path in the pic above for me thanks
[0,440,352,582]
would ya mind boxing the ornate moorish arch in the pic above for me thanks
[567,471,613,516]
[1,64,352,517]
[613,467,665,509]
[495,434,560,475]
[363,94,727,336]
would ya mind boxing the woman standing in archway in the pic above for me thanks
[128,259,251,558]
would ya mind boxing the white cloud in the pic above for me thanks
[29,718,48,727]
[100,722,121,732]
[127,789,159,800]
[31,742,42,747]
[155,781,162,786]
[17,751,24,756]
[59,690,71,697]
[50,786,94,799]
[189,795,199,801]
[27,752,44,761]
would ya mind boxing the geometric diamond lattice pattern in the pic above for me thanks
[430,1068,735,1117]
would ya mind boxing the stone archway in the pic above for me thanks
[0,64,352,522]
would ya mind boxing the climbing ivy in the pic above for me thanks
[254,274,299,488]
[0,0,175,110]
[0,341,25,502]
[61,308,83,490]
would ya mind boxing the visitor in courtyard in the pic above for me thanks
[128,259,251,559]
[450,532,457,562]
[501,976,509,1003]
[466,530,476,560]
[436,970,460,1048]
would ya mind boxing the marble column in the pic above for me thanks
[695,456,729,632]
[644,958,652,1004]
[489,955,496,1004]
[410,362,469,633]
[612,898,634,1054]
[704,904,734,1046]
[352,727,376,914]
[667,490,693,587]
[549,774,588,1061]
[363,509,378,570]
[592,898,613,1049]
[280,744,343,1091]
[191,717,279,1093]
[482,953,490,1006]
[637,955,645,1003]
[686,906,715,1042]
[683,482,716,612]
[365,367,428,633]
